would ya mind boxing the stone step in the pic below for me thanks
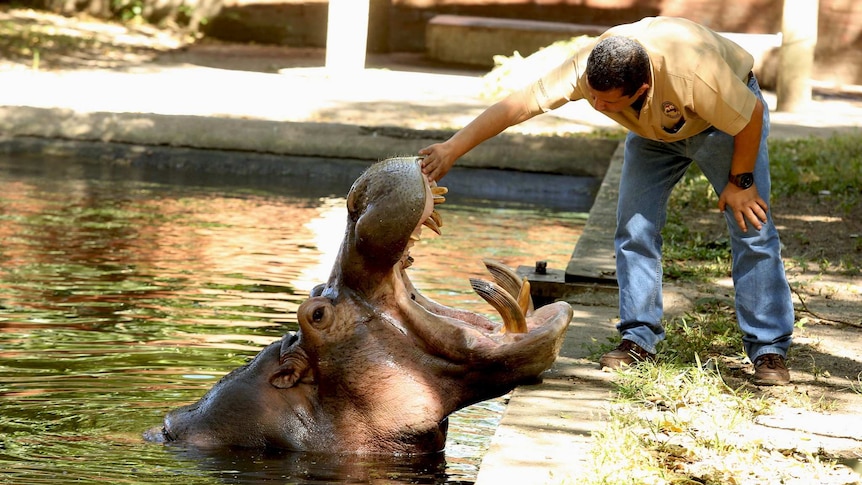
[426,14,605,67]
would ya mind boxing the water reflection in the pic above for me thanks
[0,153,591,484]
[166,447,455,485]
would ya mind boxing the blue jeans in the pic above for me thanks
[614,75,794,361]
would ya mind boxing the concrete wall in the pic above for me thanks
[424,16,606,67]
[424,15,784,89]
[201,0,862,86]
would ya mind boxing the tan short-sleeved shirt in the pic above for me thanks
[520,16,757,141]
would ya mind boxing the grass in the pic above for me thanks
[584,324,855,484]
[769,133,862,206]
[581,133,862,484]
[662,132,862,280]
[589,363,767,483]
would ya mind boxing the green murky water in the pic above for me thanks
[0,154,590,484]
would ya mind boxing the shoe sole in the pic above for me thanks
[752,376,791,386]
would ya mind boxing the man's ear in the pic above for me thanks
[636,83,650,98]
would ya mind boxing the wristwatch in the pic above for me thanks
[729,172,754,189]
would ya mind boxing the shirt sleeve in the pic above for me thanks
[691,60,757,136]
[515,40,596,116]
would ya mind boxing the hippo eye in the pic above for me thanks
[312,307,325,322]
[297,297,334,330]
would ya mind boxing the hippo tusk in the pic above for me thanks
[423,215,442,235]
[469,278,528,334]
[428,209,443,229]
[482,259,534,316]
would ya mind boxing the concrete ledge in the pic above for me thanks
[564,142,622,283]
[426,15,604,67]
[0,106,616,178]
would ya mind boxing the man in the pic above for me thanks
[418,16,794,385]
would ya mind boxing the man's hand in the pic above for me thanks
[418,142,457,182]
[718,183,769,232]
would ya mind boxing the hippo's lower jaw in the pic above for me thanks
[146,157,573,454]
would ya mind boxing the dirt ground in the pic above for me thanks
[664,189,862,463]
[2,5,861,473]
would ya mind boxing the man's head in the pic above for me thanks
[586,36,650,112]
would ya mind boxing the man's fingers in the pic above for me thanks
[735,212,748,232]
[738,204,766,231]
[745,211,763,231]
[757,199,770,222]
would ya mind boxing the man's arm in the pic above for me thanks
[418,92,539,181]
[718,97,769,232]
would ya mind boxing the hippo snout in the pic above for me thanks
[143,425,170,444]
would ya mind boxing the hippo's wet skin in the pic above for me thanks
[145,156,573,454]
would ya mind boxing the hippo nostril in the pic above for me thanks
[162,426,176,443]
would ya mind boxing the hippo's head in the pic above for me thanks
[145,157,573,454]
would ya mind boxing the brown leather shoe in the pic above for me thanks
[599,340,656,370]
[753,354,791,386]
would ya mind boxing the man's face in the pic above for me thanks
[586,82,645,113]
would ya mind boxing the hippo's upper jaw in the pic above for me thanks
[146,157,573,455]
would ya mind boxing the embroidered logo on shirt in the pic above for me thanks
[662,101,681,119]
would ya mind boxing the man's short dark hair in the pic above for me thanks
[586,36,651,97]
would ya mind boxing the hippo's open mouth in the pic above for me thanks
[145,156,572,454]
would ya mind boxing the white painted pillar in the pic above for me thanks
[777,0,819,112]
[325,0,370,72]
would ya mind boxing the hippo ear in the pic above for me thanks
[310,283,326,297]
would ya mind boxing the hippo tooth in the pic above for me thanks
[468,278,528,334]
[481,259,534,316]
[431,185,447,205]
[431,186,448,196]
[422,216,442,235]
[516,280,532,317]
[429,210,443,229]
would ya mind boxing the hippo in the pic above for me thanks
[144,156,573,455]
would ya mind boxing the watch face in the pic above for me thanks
[731,173,754,189]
